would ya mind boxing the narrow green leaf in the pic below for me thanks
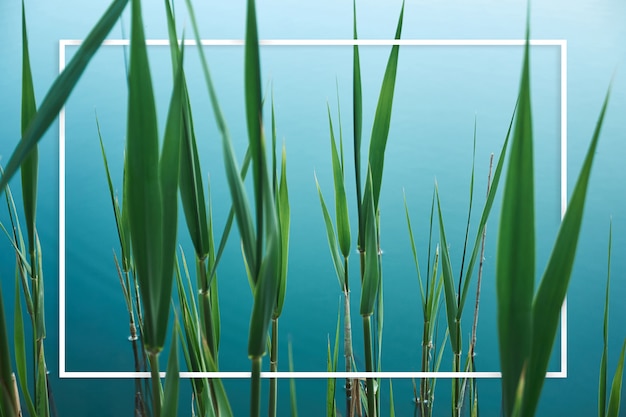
[367,0,404,212]
[435,185,459,352]
[497,23,534,416]
[0,0,129,194]
[35,346,49,417]
[126,0,164,351]
[21,0,38,260]
[275,143,291,317]
[606,340,626,417]
[389,380,395,417]
[352,0,363,251]
[599,221,611,417]
[14,268,36,417]
[360,169,380,317]
[328,104,351,259]
[162,329,180,417]
[0,286,17,417]
[403,190,426,313]
[315,174,345,288]
[288,339,299,417]
[523,87,611,417]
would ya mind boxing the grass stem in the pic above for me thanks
[363,315,376,417]
[250,356,262,417]
[149,352,161,417]
[269,318,278,417]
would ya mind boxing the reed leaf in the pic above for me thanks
[352,0,363,246]
[599,221,611,417]
[403,191,426,312]
[13,268,35,417]
[0,286,17,417]
[161,329,180,417]
[315,174,345,288]
[366,0,404,213]
[35,345,49,417]
[275,142,290,317]
[20,0,38,261]
[606,340,626,417]
[328,104,351,259]
[360,169,380,317]
[389,380,395,417]
[0,0,128,194]
[496,22,534,416]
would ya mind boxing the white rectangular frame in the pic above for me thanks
[59,38,568,379]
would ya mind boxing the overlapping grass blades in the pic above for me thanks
[497,15,612,417]
[0,0,128,194]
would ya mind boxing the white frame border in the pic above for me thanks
[58,38,568,379]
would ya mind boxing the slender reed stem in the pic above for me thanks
[250,356,262,417]
[420,318,431,416]
[343,256,354,416]
[148,352,161,417]
[269,318,278,417]
[363,315,376,417]
[197,257,216,359]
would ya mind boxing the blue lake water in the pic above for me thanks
[0,0,625,416]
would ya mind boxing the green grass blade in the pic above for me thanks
[288,339,299,417]
[496,23,534,416]
[327,104,351,259]
[457,108,515,318]
[352,0,363,250]
[14,268,35,417]
[314,174,345,288]
[21,0,38,260]
[0,286,17,417]
[599,221,611,417]
[162,329,180,417]
[403,190,426,313]
[367,0,404,212]
[606,340,626,417]
[389,380,395,417]
[434,185,459,352]
[126,0,164,351]
[35,346,49,417]
[245,0,265,271]
[0,0,128,194]
[524,87,611,417]
[360,168,379,317]
[275,143,290,316]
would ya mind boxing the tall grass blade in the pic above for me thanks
[367,0,404,212]
[14,269,35,417]
[328,104,351,259]
[360,170,380,317]
[606,341,626,417]
[35,345,49,417]
[315,174,345,287]
[523,88,611,416]
[275,139,290,317]
[352,0,363,246]
[496,21,534,416]
[0,286,18,417]
[20,0,38,261]
[0,0,129,194]
[389,380,395,417]
[599,221,611,417]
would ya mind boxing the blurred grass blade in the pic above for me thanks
[367,0,404,212]
[315,174,345,288]
[497,22,534,416]
[327,104,351,259]
[606,340,626,417]
[435,185,459,352]
[276,142,291,316]
[21,0,38,260]
[0,0,129,194]
[599,221,611,417]
[288,339,298,417]
[162,329,180,417]
[524,87,611,416]
[389,380,395,417]
[0,287,18,417]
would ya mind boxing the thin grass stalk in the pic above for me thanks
[148,353,161,417]
[362,316,376,417]
[343,257,354,415]
[250,357,262,417]
[269,318,279,417]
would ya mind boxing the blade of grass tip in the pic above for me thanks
[457,103,515,320]
[162,328,180,417]
[244,0,265,273]
[367,0,404,213]
[14,267,36,417]
[352,0,363,249]
[606,340,626,417]
[0,0,128,194]
[403,190,426,313]
[21,0,39,264]
[496,19,534,416]
[275,142,290,317]
[335,79,345,176]
[599,220,611,417]
[524,85,612,417]
[288,338,299,417]
[434,184,459,355]
[328,103,351,259]
[272,89,278,194]
[315,173,345,288]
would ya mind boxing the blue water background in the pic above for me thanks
[0,0,625,416]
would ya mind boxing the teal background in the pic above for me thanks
[0,0,625,416]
